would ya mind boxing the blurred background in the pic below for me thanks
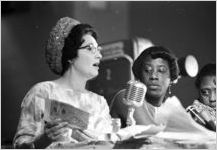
[1,1,216,146]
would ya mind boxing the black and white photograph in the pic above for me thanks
[1,1,216,149]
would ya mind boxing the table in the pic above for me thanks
[49,136,216,149]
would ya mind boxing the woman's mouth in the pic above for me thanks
[149,85,159,88]
[93,62,100,67]
[148,84,160,89]
[92,63,100,70]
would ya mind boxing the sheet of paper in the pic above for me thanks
[45,99,90,130]
[154,96,216,141]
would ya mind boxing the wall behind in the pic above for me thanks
[129,1,216,107]
[73,1,129,43]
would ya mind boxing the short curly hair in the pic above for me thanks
[132,46,180,83]
[195,63,216,89]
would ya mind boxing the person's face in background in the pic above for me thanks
[199,75,216,110]
[141,56,171,102]
[72,34,102,79]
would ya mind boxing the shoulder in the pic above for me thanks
[87,90,107,104]
[164,95,182,107]
[21,81,55,107]
[28,81,55,95]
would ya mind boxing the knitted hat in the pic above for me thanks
[45,17,80,75]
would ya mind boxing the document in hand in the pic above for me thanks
[45,99,90,130]
[154,96,216,142]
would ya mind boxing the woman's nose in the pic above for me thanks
[210,91,216,102]
[150,71,159,80]
[96,51,102,60]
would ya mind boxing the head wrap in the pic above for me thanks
[45,17,80,75]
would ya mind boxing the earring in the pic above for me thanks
[68,60,74,64]
[168,84,172,95]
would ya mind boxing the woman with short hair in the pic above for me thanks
[13,17,111,148]
[110,46,180,127]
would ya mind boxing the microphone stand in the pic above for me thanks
[126,107,136,126]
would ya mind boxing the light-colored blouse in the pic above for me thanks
[13,81,113,148]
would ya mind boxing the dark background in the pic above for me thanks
[1,1,216,145]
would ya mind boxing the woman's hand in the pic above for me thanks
[70,128,99,142]
[44,119,71,142]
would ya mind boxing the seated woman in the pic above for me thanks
[187,63,216,130]
[13,17,107,148]
[110,46,180,127]
[13,17,163,149]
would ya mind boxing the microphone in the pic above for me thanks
[186,100,216,131]
[123,80,147,126]
[186,106,206,125]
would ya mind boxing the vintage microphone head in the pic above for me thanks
[123,80,147,126]
[123,80,147,107]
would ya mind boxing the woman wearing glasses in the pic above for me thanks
[13,17,110,148]
[13,17,160,149]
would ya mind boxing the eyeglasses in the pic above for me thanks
[78,44,102,54]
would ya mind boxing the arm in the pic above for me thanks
[134,101,156,125]
[95,96,114,133]
[13,84,51,148]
